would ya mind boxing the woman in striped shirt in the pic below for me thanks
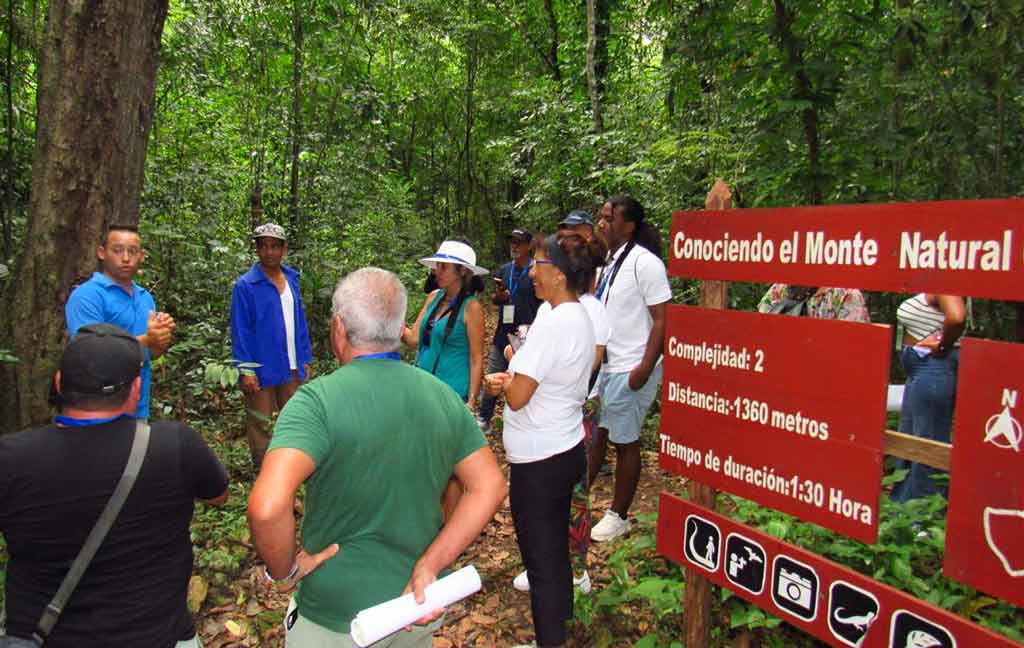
[892,293,966,501]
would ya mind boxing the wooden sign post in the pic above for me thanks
[681,179,731,646]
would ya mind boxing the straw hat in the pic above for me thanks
[419,240,489,276]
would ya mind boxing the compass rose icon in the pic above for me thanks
[985,406,1022,452]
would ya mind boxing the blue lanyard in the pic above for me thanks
[508,263,531,300]
[595,270,612,300]
[55,413,132,427]
[355,352,401,361]
[596,241,635,302]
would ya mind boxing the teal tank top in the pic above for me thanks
[416,291,474,400]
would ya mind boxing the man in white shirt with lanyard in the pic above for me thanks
[589,195,671,543]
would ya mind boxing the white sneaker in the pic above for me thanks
[512,569,592,593]
[574,569,592,594]
[591,510,630,542]
[513,569,530,591]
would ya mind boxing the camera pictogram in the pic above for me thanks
[771,555,819,621]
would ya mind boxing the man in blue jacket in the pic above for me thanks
[231,222,313,470]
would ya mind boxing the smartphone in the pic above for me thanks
[507,333,524,352]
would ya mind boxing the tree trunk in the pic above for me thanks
[890,0,912,197]
[5,0,169,431]
[772,0,823,205]
[2,0,15,261]
[586,0,609,136]
[289,0,304,241]
[543,0,561,82]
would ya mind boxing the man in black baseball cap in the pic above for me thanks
[508,228,532,243]
[0,324,228,647]
[478,227,542,433]
[56,323,143,407]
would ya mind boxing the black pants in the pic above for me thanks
[510,441,586,647]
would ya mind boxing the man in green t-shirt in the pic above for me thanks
[248,267,506,647]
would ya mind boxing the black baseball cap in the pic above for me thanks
[60,324,143,397]
[558,210,594,228]
[508,228,532,243]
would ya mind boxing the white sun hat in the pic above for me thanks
[419,240,489,276]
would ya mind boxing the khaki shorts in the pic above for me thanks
[284,597,443,648]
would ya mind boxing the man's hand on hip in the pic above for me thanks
[628,364,653,391]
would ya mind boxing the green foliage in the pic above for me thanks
[574,513,685,644]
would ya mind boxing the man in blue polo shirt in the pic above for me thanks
[230,222,313,470]
[64,224,175,420]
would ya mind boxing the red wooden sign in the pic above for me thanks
[658,305,890,543]
[668,199,1024,301]
[658,493,1023,648]
[945,338,1024,608]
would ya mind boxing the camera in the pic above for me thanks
[776,568,813,610]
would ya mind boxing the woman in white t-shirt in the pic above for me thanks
[484,233,604,648]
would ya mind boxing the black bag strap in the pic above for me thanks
[32,419,150,645]
[597,240,636,305]
[429,295,466,375]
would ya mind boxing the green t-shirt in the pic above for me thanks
[268,357,486,633]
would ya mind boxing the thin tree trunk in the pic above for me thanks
[2,0,15,260]
[289,0,304,240]
[891,0,912,197]
[772,0,823,205]
[5,0,169,430]
[543,0,561,82]
[460,36,477,229]
[586,0,609,136]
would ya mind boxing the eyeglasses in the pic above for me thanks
[533,259,554,265]
[107,245,142,258]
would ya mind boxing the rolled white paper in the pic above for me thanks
[350,565,482,647]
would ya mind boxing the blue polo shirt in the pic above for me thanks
[64,272,158,418]
[230,263,313,388]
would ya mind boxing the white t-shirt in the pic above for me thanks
[503,302,595,463]
[598,243,671,374]
[534,294,611,346]
[280,283,298,370]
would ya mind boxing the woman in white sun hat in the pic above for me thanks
[402,239,488,407]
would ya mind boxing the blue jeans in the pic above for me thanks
[891,346,959,502]
[477,343,508,423]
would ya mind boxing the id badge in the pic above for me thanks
[502,305,515,325]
